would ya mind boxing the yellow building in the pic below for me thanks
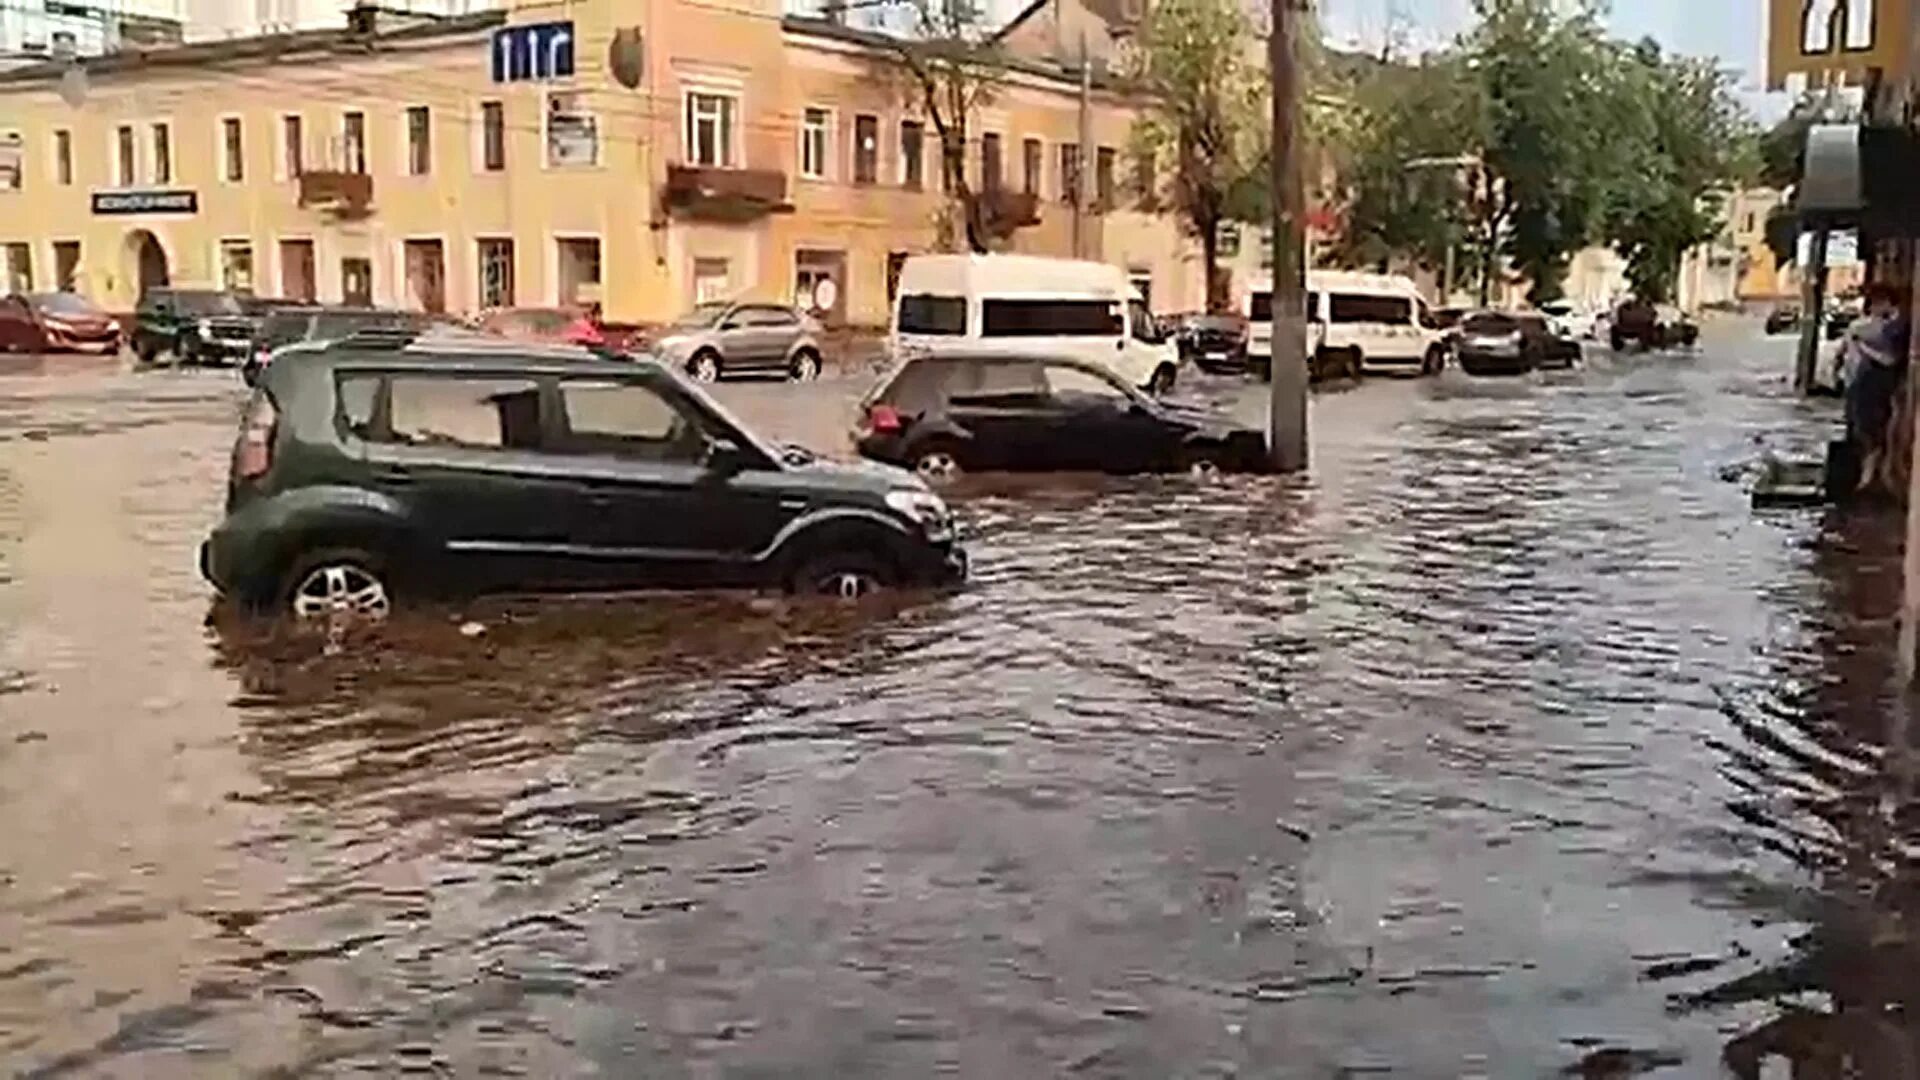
[0,0,1203,326]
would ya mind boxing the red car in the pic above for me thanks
[0,292,123,354]
[478,307,625,351]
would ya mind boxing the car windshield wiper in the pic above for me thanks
[779,442,817,466]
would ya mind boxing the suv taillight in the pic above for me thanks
[234,393,278,481]
[865,403,903,434]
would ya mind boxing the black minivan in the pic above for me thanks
[202,336,965,618]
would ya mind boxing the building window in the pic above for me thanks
[1095,146,1115,209]
[1022,137,1041,197]
[4,243,31,292]
[478,238,515,307]
[149,122,171,184]
[343,111,367,174]
[341,256,373,305]
[281,115,303,179]
[279,239,315,301]
[1058,144,1081,205]
[693,257,730,305]
[220,239,254,292]
[684,91,736,168]
[981,132,1002,193]
[480,101,505,171]
[899,120,923,189]
[852,114,878,185]
[800,107,829,180]
[0,131,21,193]
[115,125,135,187]
[546,91,599,167]
[53,130,72,186]
[406,106,431,176]
[221,117,244,183]
[556,237,601,306]
[1133,146,1156,206]
[53,241,80,291]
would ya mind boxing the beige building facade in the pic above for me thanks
[0,0,1203,326]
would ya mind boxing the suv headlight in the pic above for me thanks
[885,488,953,540]
[196,318,212,337]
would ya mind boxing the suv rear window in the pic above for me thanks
[386,376,542,450]
[899,295,966,336]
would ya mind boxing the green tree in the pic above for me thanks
[1460,0,1617,304]
[1330,57,1488,283]
[1126,0,1266,310]
[1597,42,1751,302]
[871,0,1007,252]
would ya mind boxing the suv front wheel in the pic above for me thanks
[790,550,892,599]
[281,548,393,622]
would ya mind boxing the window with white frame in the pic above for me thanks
[114,124,135,187]
[684,90,737,168]
[800,107,829,180]
[220,239,255,292]
[0,131,21,193]
[405,105,431,176]
[477,237,514,307]
[343,111,367,174]
[853,114,878,185]
[545,90,598,167]
[280,114,303,179]
[52,130,72,186]
[221,117,245,183]
[150,122,172,184]
[479,101,505,172]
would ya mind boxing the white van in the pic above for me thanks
[891,254,1181,394]
[1243,271,1446,379]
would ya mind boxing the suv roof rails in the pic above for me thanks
[326,326,424,352]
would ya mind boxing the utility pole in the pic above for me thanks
[1073,29,1091,259]
[1267,0,1308,472]
[1795,226,1829,394]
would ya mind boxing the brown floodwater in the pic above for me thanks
[0,336,1909,1076]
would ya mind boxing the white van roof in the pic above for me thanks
[1245,270,1423,297]
[897,253,1131,301]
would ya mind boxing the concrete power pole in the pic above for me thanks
[1268,0,1308,472]
[1073,29,1091,259]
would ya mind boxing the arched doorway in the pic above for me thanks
[122,229,169,300]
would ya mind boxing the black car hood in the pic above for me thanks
[1157,401,1258,440]
[784,450,919,493]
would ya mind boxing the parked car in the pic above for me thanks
[1176,313,1248,373]
[1765,305,1802,335]
[1244,270,1448,382]
[1609,299,1698,351]
[853,352,1271,482]
[648,301,824,383]
[132,288,257,366]
[1455,310,1573,376]
[891,254,1179,395]
[0,292,122,354]
[1537,300,1586,340]
[245,306,434,386]
[201,337,965,619]
[478,306,632,353]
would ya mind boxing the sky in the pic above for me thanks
[1318,0,1787,119]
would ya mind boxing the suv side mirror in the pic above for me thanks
[705,437,753,475]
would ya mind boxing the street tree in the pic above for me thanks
[1597,43,1751,303]
[1126,0,1265,310]
[870,0,1007,252]
[1459,0,1617,305]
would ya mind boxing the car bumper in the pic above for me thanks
[44,329,121,353]
[1457,349,1531,375]
[900,537,968,588]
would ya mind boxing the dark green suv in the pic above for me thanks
[200,336,966,619]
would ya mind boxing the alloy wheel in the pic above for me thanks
[816,569,881,599]
[291,563,390,621]
[791,353,822,381]
[914,450,959,483]
[689,354,721,382]
[1188,458,1221,481]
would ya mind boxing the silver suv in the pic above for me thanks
[652,302,825,383]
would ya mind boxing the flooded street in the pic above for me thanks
[0,331,1906,1075]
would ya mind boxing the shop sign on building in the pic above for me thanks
[1768,0,1912,89]
[91,190,197,215]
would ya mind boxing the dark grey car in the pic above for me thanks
[651,302,825,383]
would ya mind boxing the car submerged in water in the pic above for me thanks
[853,352,1271,481]
[1454,311,1581,375]
[202,332,966,619]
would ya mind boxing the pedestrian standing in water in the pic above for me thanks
[1842,282,1910,494]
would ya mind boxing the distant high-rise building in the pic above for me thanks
[179,0,501,41]
[0,0,184,67]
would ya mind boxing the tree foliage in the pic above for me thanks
[1126,0,1265,309]
[1329,0,1751,305]
[871,0,1006,252]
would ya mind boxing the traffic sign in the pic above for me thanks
[491,21,575,83]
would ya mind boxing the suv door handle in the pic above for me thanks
[374,465,413,486]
